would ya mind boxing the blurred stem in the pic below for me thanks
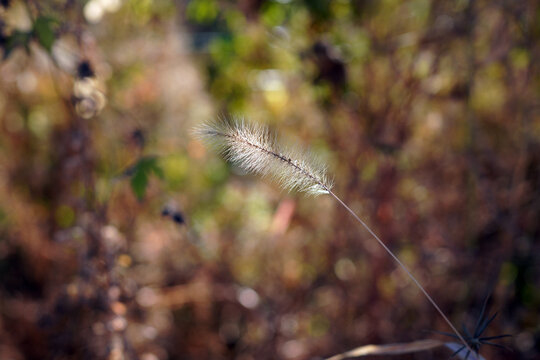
[327,189,478,359]
[464,0,478,245]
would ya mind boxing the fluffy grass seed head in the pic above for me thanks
[194,118,333,196]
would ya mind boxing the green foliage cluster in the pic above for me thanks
[2,14,58,58]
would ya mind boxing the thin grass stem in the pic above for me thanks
[326,189,477,359]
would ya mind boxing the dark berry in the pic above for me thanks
[77,60,94,78]
[172,212,184,224]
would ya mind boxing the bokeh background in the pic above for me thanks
[0,0,538,359]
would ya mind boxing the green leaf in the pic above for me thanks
[2,31,31,59]
[130,165,149,200]
[128,156,163,200]
[33,16,58,52]
[186,0,219,24]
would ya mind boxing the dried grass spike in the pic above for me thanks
[194,118,333,195]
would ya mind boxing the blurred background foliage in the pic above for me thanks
[0,0,538,359]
